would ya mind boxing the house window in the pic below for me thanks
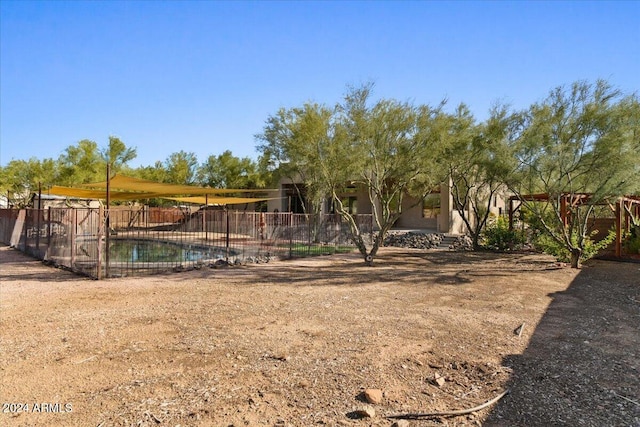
[422,194,440,218]
[282,184,307,214]
[255,200,268,213]
[331,196,358,214]
[342,196,358,215]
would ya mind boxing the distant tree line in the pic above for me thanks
[0,137,269,207]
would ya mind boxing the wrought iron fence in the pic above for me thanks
[0,207,372,279]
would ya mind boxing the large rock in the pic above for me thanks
[450,235,473,250]
[363,388,383,404]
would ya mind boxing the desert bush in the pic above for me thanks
[624,224,640,255]
[533,229,615,263]
[482,216,526,251]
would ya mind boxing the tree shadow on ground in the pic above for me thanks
[200,250,559,288]
[484,260,640,426]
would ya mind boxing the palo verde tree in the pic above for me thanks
[443,104,518,249]
[257,84,448,264]
[257,103,335,215]
[101,136,137,174]
[511,80,640,268]
[338,86,448,264]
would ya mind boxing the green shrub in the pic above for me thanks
[533,233,568,261]
[626,238,640,255]
[624,224,640,255]
[533,229,616,263]
[482,216,526,251]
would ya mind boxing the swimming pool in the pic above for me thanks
[109,238,228,263]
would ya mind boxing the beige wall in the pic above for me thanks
[269,176,509,235]
[266,176,296,212]
[394,195,437,230]
[334,186,372,215]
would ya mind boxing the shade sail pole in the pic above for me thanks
[36,182,42,255]
[105,164,111,278]
[225,206,230,262]
[205,194,208,242]
[615,199,622,258]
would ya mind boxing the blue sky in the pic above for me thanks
[1,1,638,168]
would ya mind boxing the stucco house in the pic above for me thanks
[266,177,507,234]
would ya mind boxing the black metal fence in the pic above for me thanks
[0,207,372,279]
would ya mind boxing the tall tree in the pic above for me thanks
[57,139,102,185]
[511,80,640,267]
[338,86,448,263]
[0,158,58,207]
[197,150,264,189]
[101,136,137,173]
[164,151,199,185]
[257,103,335,214]
[134,161,168,183]
[444,104,517,249]
[257,84,448,264]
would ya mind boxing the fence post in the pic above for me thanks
[204,195,208,242]
[36,184,41,257]
[289,212,293,258]
[71,209,77,269]
[46,208,52,258]
[97,205,103,280]
[307,214,311,256]
[615,200,622,258]
[105,165,111,279]
[23,210,28,252]
[225,207,230,262]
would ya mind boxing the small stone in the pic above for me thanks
[392,421,410,427]
[214,259,228,267]
[431,372,446,387]
[364,388,383,404]
[353,405,376,418]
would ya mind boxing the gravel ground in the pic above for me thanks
[0,245,638,427]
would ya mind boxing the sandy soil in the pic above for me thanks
[0,245,638,427]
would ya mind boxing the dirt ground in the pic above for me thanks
[0,245,638,427]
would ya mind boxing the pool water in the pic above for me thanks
[109,239,223,263]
